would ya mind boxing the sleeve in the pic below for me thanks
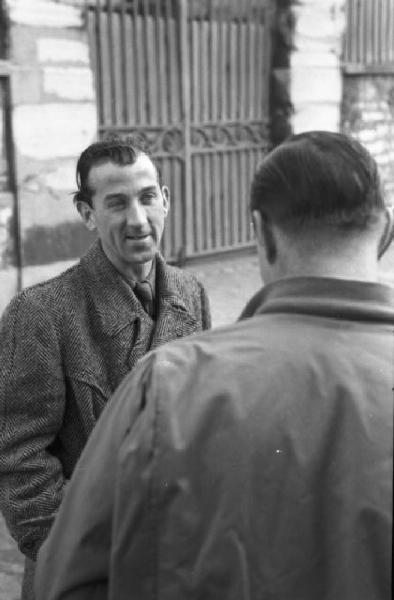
[199,282,212,330]
[34,354,155,600]
[0,295,66,559]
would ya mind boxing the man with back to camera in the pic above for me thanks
[35,131,393,600]
[0,136,211,600]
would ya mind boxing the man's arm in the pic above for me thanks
[0,294,66,559]
[35,356,154,600]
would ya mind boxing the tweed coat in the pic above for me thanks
[0,240,210,563]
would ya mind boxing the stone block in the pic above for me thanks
[293,4,345,42]
[7,0,83,29]
[43,66,94,101]
[13,102,97,160]
[291,49,338,68]
[11,66,42,105]
[291,66,342,104]
[357,129,380,144]
[37,38,89,64]
[292,103,340,133]
[365,139,387,158]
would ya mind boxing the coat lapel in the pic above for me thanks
[151,255,200,350]
[79,243,200,385]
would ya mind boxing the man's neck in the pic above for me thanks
[122,260,154,283]
[101,244,154,282]
[274,256,380,284]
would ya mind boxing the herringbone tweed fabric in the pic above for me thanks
[0,241,210,565]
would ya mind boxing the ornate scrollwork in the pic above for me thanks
[102,121,268,154]
[190,121,268,149]
[102,126,184,154]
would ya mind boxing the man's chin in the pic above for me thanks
[123,248,156,265]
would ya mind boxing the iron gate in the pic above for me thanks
[86,0,272,262]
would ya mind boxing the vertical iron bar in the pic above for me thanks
[216,0,223,124]
[155,0,165,124]
[179,0,192,257]
[262,0,273,117]
[200,5,208,123]
[120,0,129,124]
[132,0,141,123]
[107,0,117,124]
[94,0,104,127]
[191,7,199,124]
[349,0,355,64]
[142,0,150,123]
[246,0,254,120]
[254,1,265,121]
[209,0,217,123]
[390,0,394,62]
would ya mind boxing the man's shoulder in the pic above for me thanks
[3,260,84,320]
[152,317,264,368]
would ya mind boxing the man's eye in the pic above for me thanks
[141,192,157,203]
[107,199,125,209]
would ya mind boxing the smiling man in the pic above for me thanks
[0,137,211,600]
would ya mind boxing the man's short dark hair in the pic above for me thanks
[74,135,161,207]
[250,131,385,231]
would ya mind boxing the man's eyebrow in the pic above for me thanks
[140,185,158,193]
[103,193,126,203]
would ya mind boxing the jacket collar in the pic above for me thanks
[249,277,394,324]
[79,240,196,336]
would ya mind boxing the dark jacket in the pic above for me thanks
[35,277,393,600]
[0,240,210,561]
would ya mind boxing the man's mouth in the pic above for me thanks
[125,233,150,241]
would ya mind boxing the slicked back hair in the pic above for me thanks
[74,136,161,207]
[250,131,385,232]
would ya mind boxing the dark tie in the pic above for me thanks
[134,281,154,317]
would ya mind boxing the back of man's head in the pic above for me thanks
[251,131,384,232]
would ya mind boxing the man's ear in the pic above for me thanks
[75,200,97,231]
[378,205,394,259]
[161,185,170,216]
[252,209,277,264]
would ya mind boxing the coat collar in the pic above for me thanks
[248,276,394,324]
[79,240,197,337]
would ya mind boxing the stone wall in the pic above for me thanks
[0,0,97,312]
[290,0,345,133]
[269,0,346,143]
[342,75,394,205]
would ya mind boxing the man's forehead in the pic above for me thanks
[88,154,159,188]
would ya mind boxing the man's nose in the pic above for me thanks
[126,201,148,226]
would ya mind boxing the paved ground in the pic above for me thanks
[1,246,393,599]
